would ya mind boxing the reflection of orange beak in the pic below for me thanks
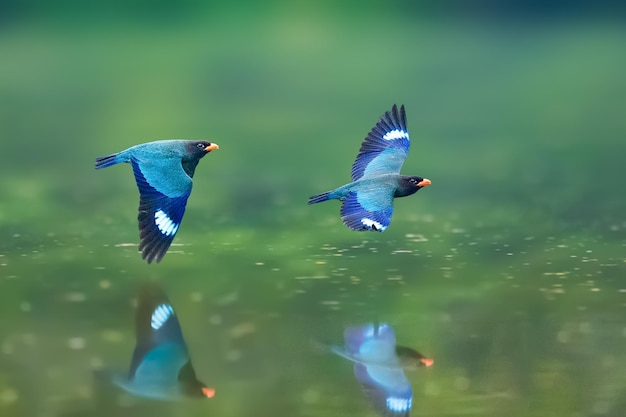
[205,143,219,152]
[202,387,216,398]
[417,179,431,187]
[420,358,434,367]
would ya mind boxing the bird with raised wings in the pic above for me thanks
[95,140,219,263]
[308,105,430,232]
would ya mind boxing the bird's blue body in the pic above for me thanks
[95,139,218,263]
[309,105,430,232]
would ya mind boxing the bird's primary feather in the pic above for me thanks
[351,105,410,181]
[354,363,412,417]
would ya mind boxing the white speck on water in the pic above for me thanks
[68,337,86,350]
[21,334,36,346]
[255,262,264,266]
[295,276,329,280]
[225,349,242,362]
[209,314,222,325]
[19,302,31,312]
[90,356,104,368]
[99,280,111,289]
[578,322,592,334]
[229,322,256,339]
[190,292,203,302]
[0,388,18,404]
[590,288,600,292]
[101,330,123,343]
[65,292,87,302]
[405,233,428,242]
[302,388,321,404]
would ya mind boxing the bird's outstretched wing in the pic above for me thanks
[131,158,192,263]
[129,285,189,384]
[354,363,413,417]
[340,191,394,232]
[351,105,411,181]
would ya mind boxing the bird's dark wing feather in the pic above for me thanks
[131,159,191,263]
[129,285,188,380]
[340,191,394,232]
[351,105,410,181]
[354,363,413,417]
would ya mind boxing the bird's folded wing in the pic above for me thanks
[354,363,413,417]
[340,190,394,232]
[351,105,410,181]
[131,158,191,263]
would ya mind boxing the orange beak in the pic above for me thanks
[417,178,431,187]
[420,358,434,367]
[205,143,219,152]
[202,387,216,398]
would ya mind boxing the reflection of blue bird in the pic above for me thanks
[99,285,215,401]
[95,140,219,263]
[309,105,430,232]
[330,323,433,417]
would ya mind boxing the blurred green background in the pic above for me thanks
[0,2,625,417]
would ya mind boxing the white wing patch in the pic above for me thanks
[361,218,387,232]
[154,209,179,236]
[382,129,409,141]
[386,397,412,413]
[151,304,174,330]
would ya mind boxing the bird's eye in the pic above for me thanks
[196,143,205,149]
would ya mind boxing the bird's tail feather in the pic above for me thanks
[308,191,331,205]
[95,153,120,169]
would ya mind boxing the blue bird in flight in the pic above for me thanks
[97,284,215,401]
[330,323,433,417]
[95,140,219,263]
[308,105,430,232]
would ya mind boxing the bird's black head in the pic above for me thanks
[181,379,215,399]
[185,140,219,160]
[179,361,215,399]
[396,345,434,369]
[395,176,431,198]
[181,140,219,178]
